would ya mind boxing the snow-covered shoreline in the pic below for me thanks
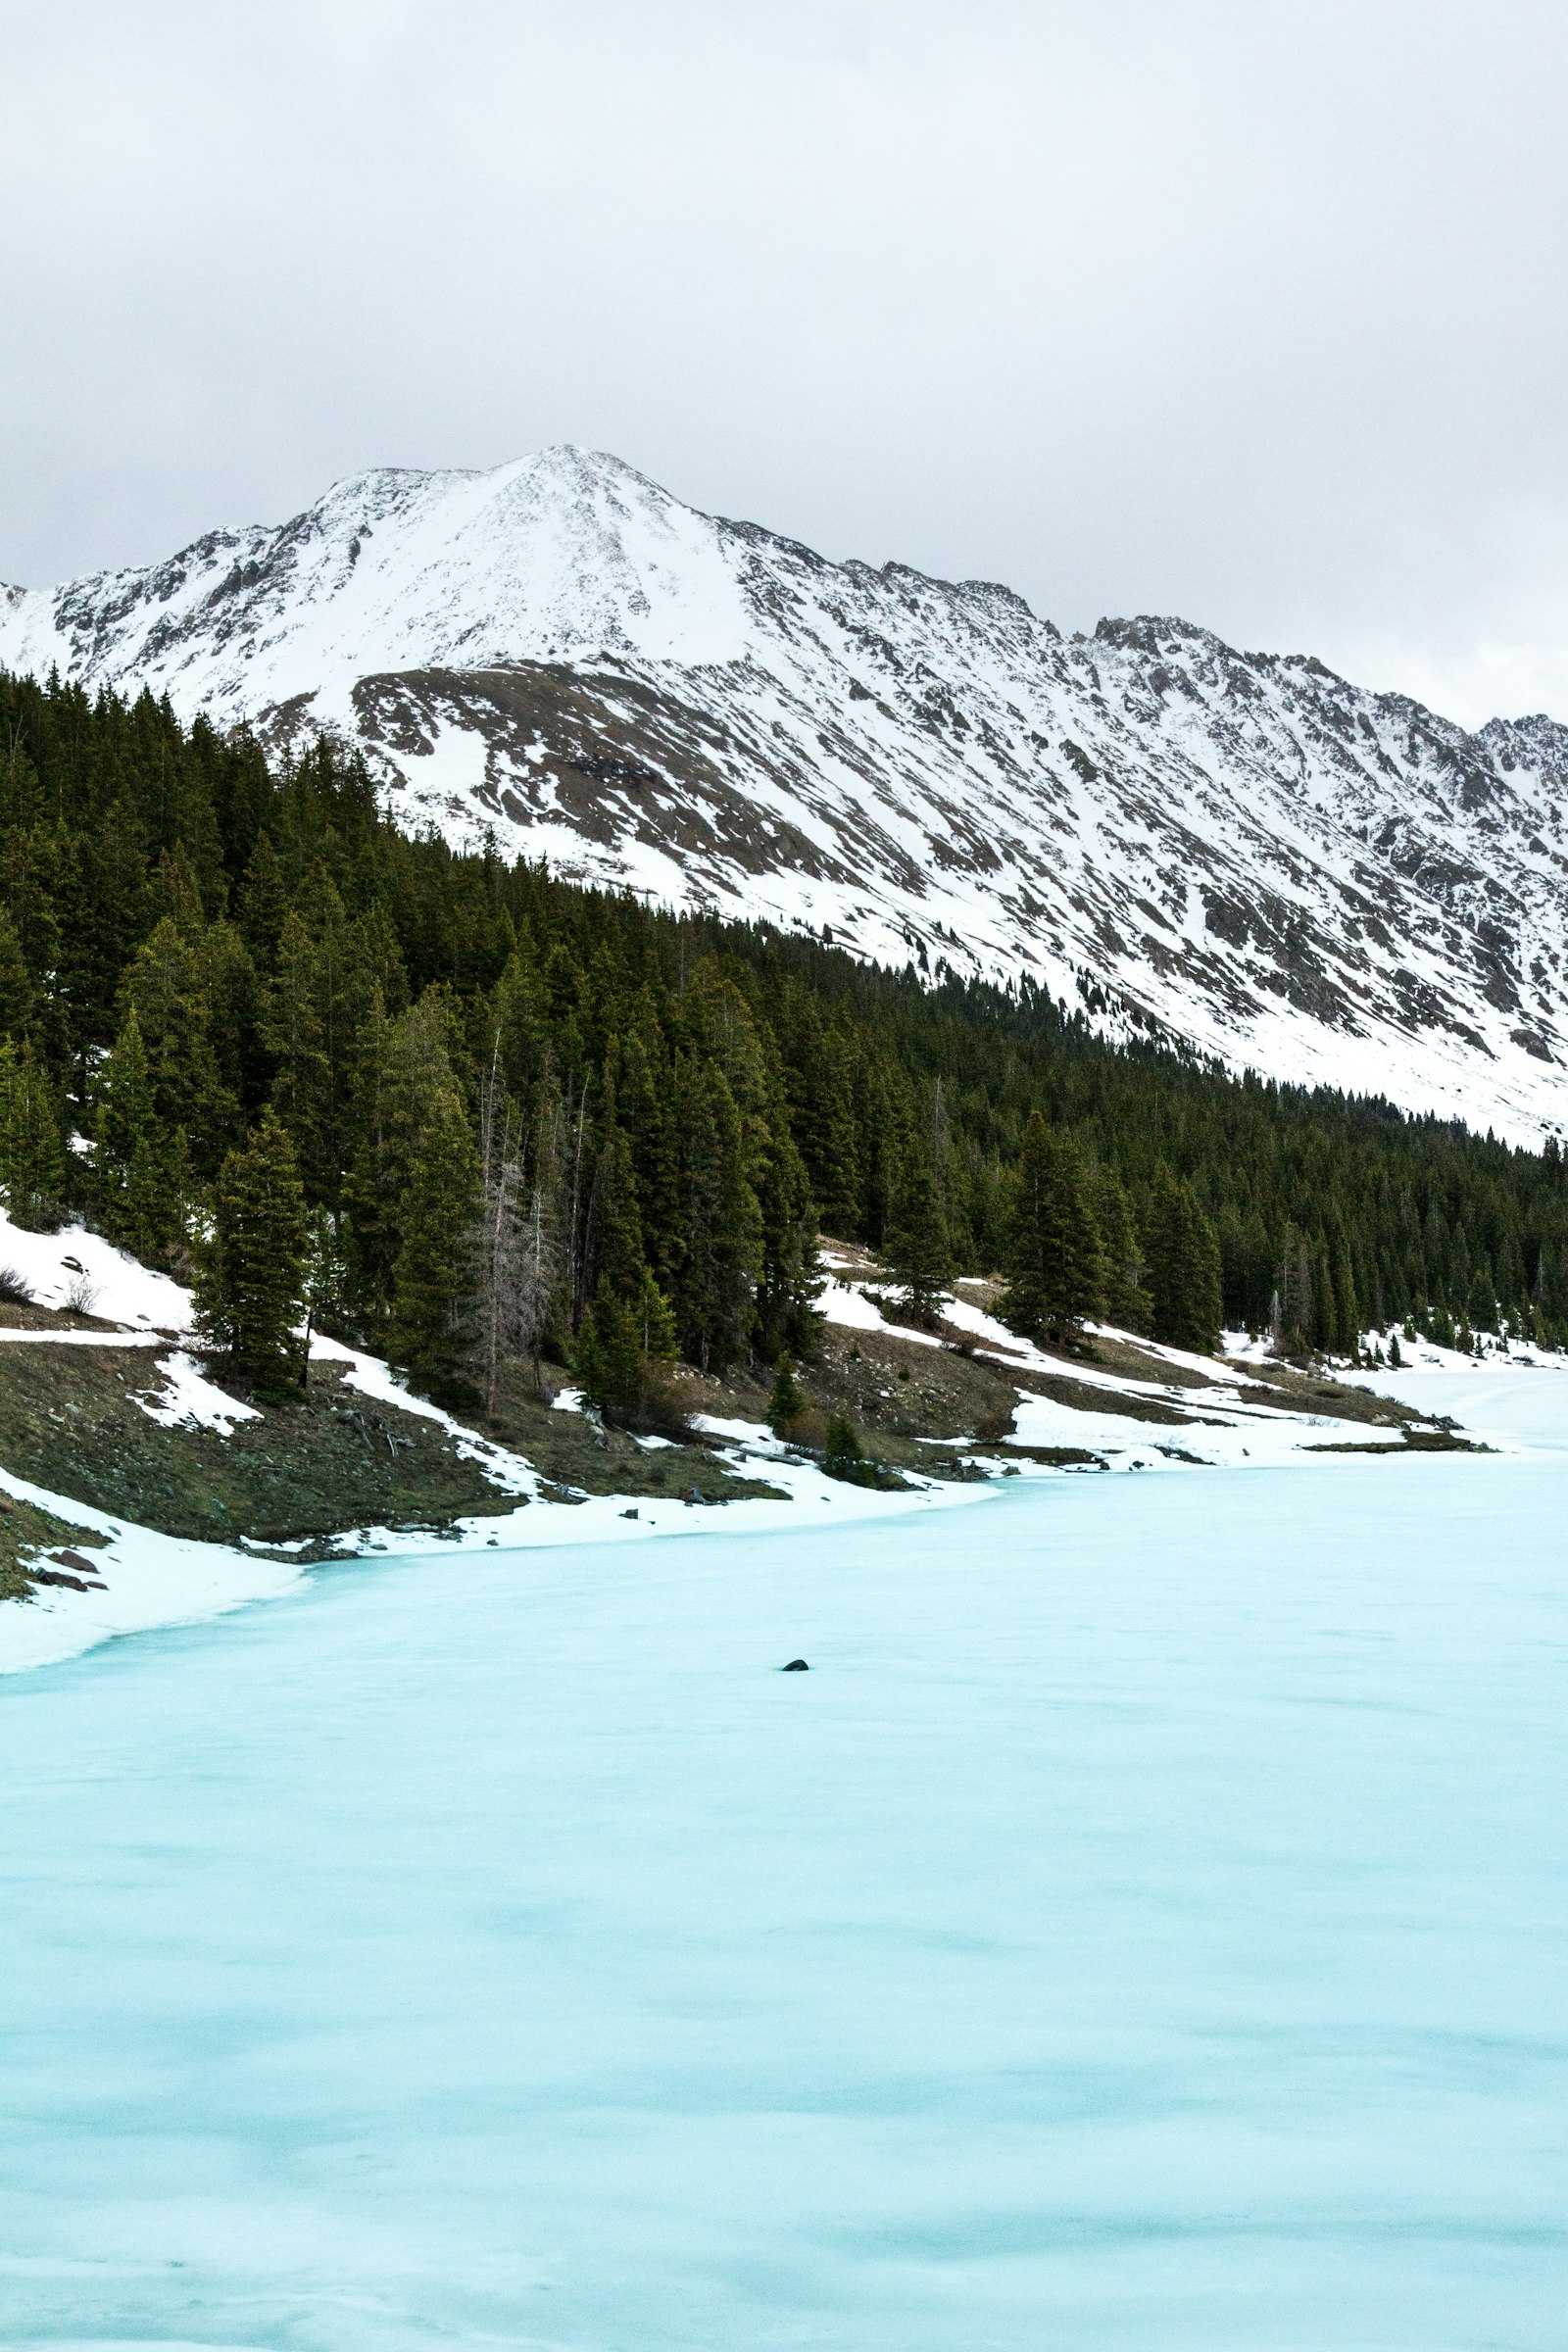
[5,1211,1566,1678]
[0,1445,993,1678]
[0,1209,1003,1675]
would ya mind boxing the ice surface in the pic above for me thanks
[4,1418,1566,2348]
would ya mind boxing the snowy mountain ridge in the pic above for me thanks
[5,445,1568,1142]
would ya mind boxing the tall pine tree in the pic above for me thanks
[1000,1114,1103,1347]
[193,1111,311,1395]
[1143,1167,1223,1354]
[883,1152,956,1327]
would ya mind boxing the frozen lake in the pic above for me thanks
[4,1424,1567,2346]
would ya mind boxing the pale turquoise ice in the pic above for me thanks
[3,1451,1566,2349]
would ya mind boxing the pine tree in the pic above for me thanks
[575,1282,646,1418]
[388,1084,481,1393]
[0,906,37,1041]
[1332,1236,1360,1358]
[340,985,397,1332]
[884,1153,956,1327]
[616,1016,680,1288]
[263,907,331,1190]
[1273,1224,1314,1354]
[0,1036,66,1229]
[94,1008,190,1261]
[235,832,290,967]
[1143,1167,1223,1354]
[823,1409,861,1465]
[754,1105,821,1360]
[192,1111,310,1395]
[789,1006,860,1235]
[587,1072,649,1304]
[1089,1162,1150,1334]
[574,1269,678,1421]
[1000,1113,1103,1346]
[69,799,150,1043]
[672,1057,761,1372]
[472,1054,525,1413]
[768,1349,808,1432]
[146,842,208,938]
[121,915,238,1171]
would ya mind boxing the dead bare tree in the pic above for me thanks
[472,1045,566,1410]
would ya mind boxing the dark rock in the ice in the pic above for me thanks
[780,1657,809,1672]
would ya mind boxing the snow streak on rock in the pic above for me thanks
[6,446,1568,1139]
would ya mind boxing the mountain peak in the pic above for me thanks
[3,454,1567,1143]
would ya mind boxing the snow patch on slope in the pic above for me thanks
[10,453,1568,1140]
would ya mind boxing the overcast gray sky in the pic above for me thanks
[6,0,1568,724]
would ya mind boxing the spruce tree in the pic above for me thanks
[616,1017,680,1289]
[95,1008,187,1262]
[1143,1168,1223,1354]
[121,915,238,1171]
[1089,1163,1150,1334]
[0,906,37,1041]
[575,1282,647,1418]
[672,1058,761,1372]
[235,832,290,968]
[768,1349,808,1432]
[387,1085,481,1393]
[823,1409,861,1465]
[588,1079,649,1304]
[263,906,331,1191]
[193,1111,310,1395]
[883,1153,956,1327]
[0,1037,66,1229]
[1000,1113,1103,1347]
[1332,1235,1361,1358]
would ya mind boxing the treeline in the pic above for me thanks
[0,668,1565,1400]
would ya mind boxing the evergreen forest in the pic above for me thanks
[2,668,1566,1404]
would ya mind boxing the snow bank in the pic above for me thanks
[8,1220,1565,1680]
[132,1350,261,1436]
[0,1206,193,1328]
[0,1462,306,1674]
[817,1254,1563,1477]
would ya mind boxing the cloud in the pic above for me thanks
[5,0,1568,724]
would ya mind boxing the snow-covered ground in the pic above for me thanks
[6,1213,1563,1677]
[818,1255,1507,1473]
[1338,1349,1568,1454]
[9,446,1568,1144]
[4,1447,1564,2347]
[0,1208,192,1325]
[0,1216,985,1676]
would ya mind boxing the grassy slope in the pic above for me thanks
[0,1265,1473,1602]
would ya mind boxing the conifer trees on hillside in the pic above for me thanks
[1143,1169,1224,1354]
[1000,1114,1104,1346]
[0,1037,65,1232]
[192,1112,310,1396]
[883,1155,956,1328]
[0,664,1566,1392]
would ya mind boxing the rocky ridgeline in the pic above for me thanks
[5,448,1568,1139]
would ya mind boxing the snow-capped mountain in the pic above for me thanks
[5,446,1568,1141]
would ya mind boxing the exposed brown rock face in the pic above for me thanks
[6,447,1568,1138]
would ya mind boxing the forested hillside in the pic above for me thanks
[2,669,1565,1405]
